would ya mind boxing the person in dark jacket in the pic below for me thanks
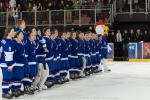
[108,31,116,43]
[143,30,149,42]
[129,29,136,42]
[123,29,130,43]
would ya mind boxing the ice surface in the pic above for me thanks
[1,62,150,100]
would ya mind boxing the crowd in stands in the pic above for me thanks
[0,0,112,28]
[117,0,149,12]
[0,0,113,12]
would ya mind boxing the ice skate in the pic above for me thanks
[2,93,13,99]
[11,89,20,97]
[24,86,34,95]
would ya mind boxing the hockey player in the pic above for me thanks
[89,32,95,74]
[0,28,16,99]
[24,28,38,93]
[54,30,63,84]
[84,33,92,76]
[77,32,86,77]
[43,28,55,88]
[51,30,62,84]
[69,32,80,79]
[100,34,111,72]
[14,19,28,44]
[95,34,102,72]
[50,31,58,84]
[32,29,49,91]
[12,31,28,97]
[14,20,35,94]
[90,33,98,73]
[59,32,70,82]
[65,31,72,79]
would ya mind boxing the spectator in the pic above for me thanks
[65,0,73,23]
[82,0,89,9]
[135,29,142,42]
[37,2,42,11]
[20,0,27,11]
[32,3,37,11]
[27,2,32,11]
[133,0,139,11]
[122,29,129,59]
[90,0,96,8]
[103,0,109,6]
[0,2,5,12]
[59,0,65,10]
[9,0,16,10]
[116,30,122,42]
[123,29,129,43]
[96,0,102,8]
[129,29,136,42]
[117,0,125,12]
[12,6,19,24]
[73,1,80,9]
[65,0,73,9]
[143,30,149,42]
[47,2,54,10]
[17,4,21,12]
[108,31,116,43]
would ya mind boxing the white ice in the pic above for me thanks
[1,62,150,100]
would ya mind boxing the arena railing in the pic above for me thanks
[0,8,113,27]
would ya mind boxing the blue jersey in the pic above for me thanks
[44,36,54,61]
[55,37,61,58]
[101,36,108,58]
[36,35,47,58]
[60,39,68,58]
[78,39,85,56]
[36,35,47,48]
[0,38,15,68]
[84,40,91,57]
[101,36,108,50]
[95,39,101,54]
[52,39,58,60]
[93,39,98,54]
[70,39,78,57]
[89,39,96,54]
[66,39,71,57]
[13,40,27,64]
[25,39,37,64]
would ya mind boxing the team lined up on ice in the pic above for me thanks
[0,19,111,99]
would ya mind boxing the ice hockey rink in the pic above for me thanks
[1,62,150,100]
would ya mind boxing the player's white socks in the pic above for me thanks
[99,59,111,72]
[98,63,103,71]
[102,59,111,72]
[66,71,70,79]
[80,70,85,77]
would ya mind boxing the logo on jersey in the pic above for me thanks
[1,40,6,45]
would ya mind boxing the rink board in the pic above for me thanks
[108,42,150,60]
[107,59,150,62]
